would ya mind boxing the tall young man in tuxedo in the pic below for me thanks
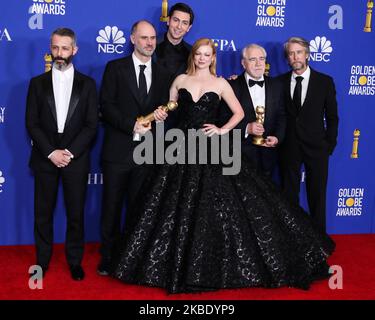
[277,37,339,232]
[26,28,98,281]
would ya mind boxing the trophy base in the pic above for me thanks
[350,154,359,159]
[160,16,168,22]
[252,136,265,145]
[364,27,372,32]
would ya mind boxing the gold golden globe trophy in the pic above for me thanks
[265,63,270,77]
[133,101,178,141]
[364,0,373,32]
[351,129,361,158]
[44,53,52,72]
[160,0,169,22]
[252,106,265,145]
[137,101,178,125]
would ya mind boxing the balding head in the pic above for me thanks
[130,20,157,62]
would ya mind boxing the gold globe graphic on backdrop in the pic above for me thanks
[266,6,276,16]
[346,198,355,207]
[358,76,367,86]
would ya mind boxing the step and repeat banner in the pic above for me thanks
[1,0,374,245]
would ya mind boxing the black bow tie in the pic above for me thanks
[248,79,264,88]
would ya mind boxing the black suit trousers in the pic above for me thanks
[280,145,329,232]
[34,169,88,267]
[99,162,150,259]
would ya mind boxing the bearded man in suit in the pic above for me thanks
[26,27,98,281]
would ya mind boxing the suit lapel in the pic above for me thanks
[284,71,297,115]
[239,73,256,121]
[44,71,57,122]
[302,68,316,108]
[264,76,271,126]
[65,71,82,125]
[123,57,143,110]
[144,61,158,111]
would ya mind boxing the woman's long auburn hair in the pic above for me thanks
[186,38,217,76]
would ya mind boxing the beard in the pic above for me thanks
[136,46,155,57]
[291,61,307,71]
[52,54,74,70]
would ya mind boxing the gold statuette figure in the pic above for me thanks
[137,101,178,125]
[351,129,361,158]
[364,0,373,32]
[252,106,265,145]
[160,0,169,22]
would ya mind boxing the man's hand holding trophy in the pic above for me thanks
[249,105,278,148]
[133,101,178,141]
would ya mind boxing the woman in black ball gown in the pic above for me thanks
[111,38,335,294]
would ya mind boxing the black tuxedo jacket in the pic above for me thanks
[26,69,98,173]
[99,55,171,167]
[277,68,338,157]
[221,74,286,170]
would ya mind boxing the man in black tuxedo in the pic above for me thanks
[98,20,171,275]
[26,28,98,280]
[222,44,286,176]
[277,36,339,232]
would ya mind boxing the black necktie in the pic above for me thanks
[293,76,303,109]
[138,64,147,104]
[248,79,264,87]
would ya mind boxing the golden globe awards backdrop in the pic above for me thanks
[0,0,374,245]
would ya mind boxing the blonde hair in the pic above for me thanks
[186,38,216,76]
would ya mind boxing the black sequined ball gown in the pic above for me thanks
[112,88,335,294]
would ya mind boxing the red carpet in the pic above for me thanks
[1,235,374,300]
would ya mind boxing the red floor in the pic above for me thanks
[1,235,374,300]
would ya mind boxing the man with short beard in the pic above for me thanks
[97,20,171,276]
[26,27,98,281]
[277,36,339,232]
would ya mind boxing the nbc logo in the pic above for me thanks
[212,39,237,51]
[309,36,333,62]
[97,26,126,54]
[0,170,5,193]
[336,188,364,216]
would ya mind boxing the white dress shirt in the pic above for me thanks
[49,64,74,159]
[245,73,265,138]
[52,64,74,133]
[291,66,311,106]
[132,52,152,93]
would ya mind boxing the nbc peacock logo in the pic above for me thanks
[309,36,333,63]
[97,26,126,54]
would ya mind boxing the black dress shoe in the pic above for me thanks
[70,265,85,281]
[97,258,111,276]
